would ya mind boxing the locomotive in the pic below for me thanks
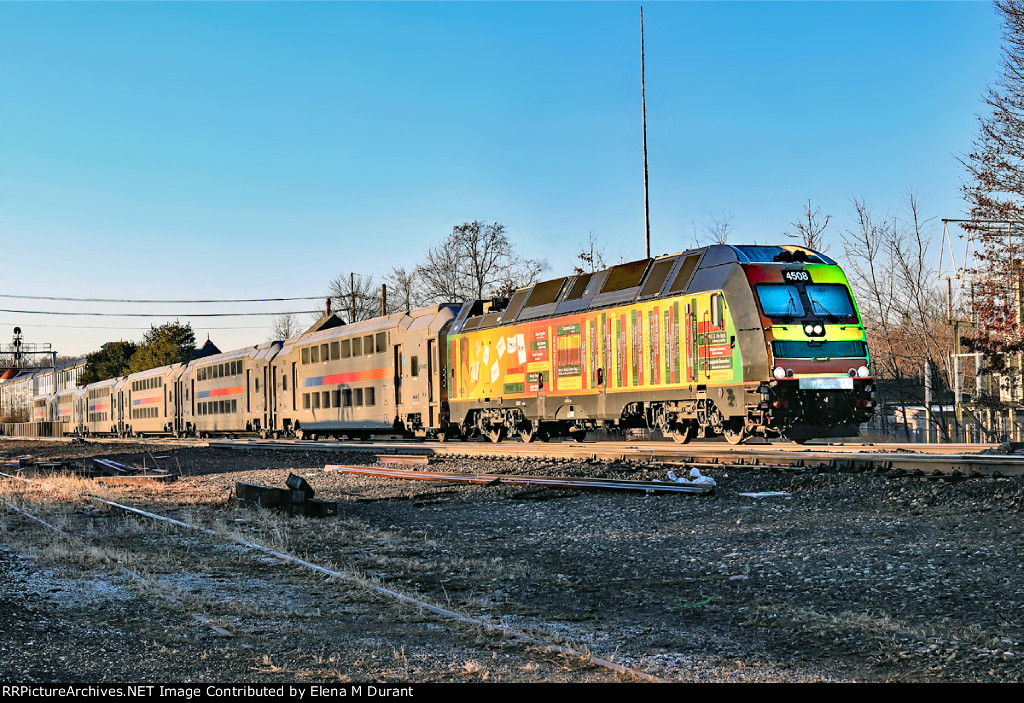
[42,244,874,444]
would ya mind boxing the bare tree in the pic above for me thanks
[574,231,607,274]
[841,192,955,440]
[270,313,301,341]
[327,273,381,323]
[785,199,831,252]
[417,237,465,304]
[417,221,542,303]
[701,209,734,245]
[384,266,421,313]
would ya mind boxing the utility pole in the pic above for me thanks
[350,272,356,323]
[924,360,932,443]
[641,6,651,259]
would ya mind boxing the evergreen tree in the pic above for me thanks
[78,341,137,385]
[126,321,196,374]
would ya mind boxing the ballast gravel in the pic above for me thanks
[1,438,1023,683]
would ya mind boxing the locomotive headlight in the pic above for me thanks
[773,366,787,379]
[804,324,814,335]
[812,324,823,335]
[857,365,870,377]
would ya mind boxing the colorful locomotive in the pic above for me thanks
[445,244,874,444]
[28,244,872,444]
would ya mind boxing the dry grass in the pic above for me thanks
[461,660,488,679]
[750,603,1009,649]
[252,655,284,674]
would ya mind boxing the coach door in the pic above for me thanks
[265,366,274,431]
[393,344,403,408]
[174,380,182,435]
[427,339,436,427]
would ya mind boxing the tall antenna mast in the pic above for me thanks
[641,6,651,259]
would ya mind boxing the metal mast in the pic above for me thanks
[641,6,651,259]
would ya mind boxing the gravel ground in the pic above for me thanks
[1,438,1023,683]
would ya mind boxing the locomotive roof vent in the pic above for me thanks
[772,249,811,263]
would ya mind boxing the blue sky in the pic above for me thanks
[0,1,1003,356]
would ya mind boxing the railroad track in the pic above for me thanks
[6,435,1022,477]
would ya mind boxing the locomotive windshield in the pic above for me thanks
[806,285,856,319]
[756,283,858,323]
[756,285,805,317]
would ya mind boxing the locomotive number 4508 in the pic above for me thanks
[783,270,810,282]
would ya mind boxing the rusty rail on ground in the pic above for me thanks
[375,454,431,466]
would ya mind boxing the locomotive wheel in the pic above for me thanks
[569,428,588,443]
[722,420,748,445]
[519,419,546,443]
[486,427,506,443]
[436,431,448,443]
[670,422,694,444]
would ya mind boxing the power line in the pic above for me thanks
[0,322,274,330]
[0,294,324,304]
[0,308,321,318]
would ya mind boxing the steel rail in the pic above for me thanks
[4,434,1020,476]
[239,439,1024,476]
[0,470,667,683]
[328,464,715,494]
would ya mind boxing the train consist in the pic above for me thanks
[31,244,874,444]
